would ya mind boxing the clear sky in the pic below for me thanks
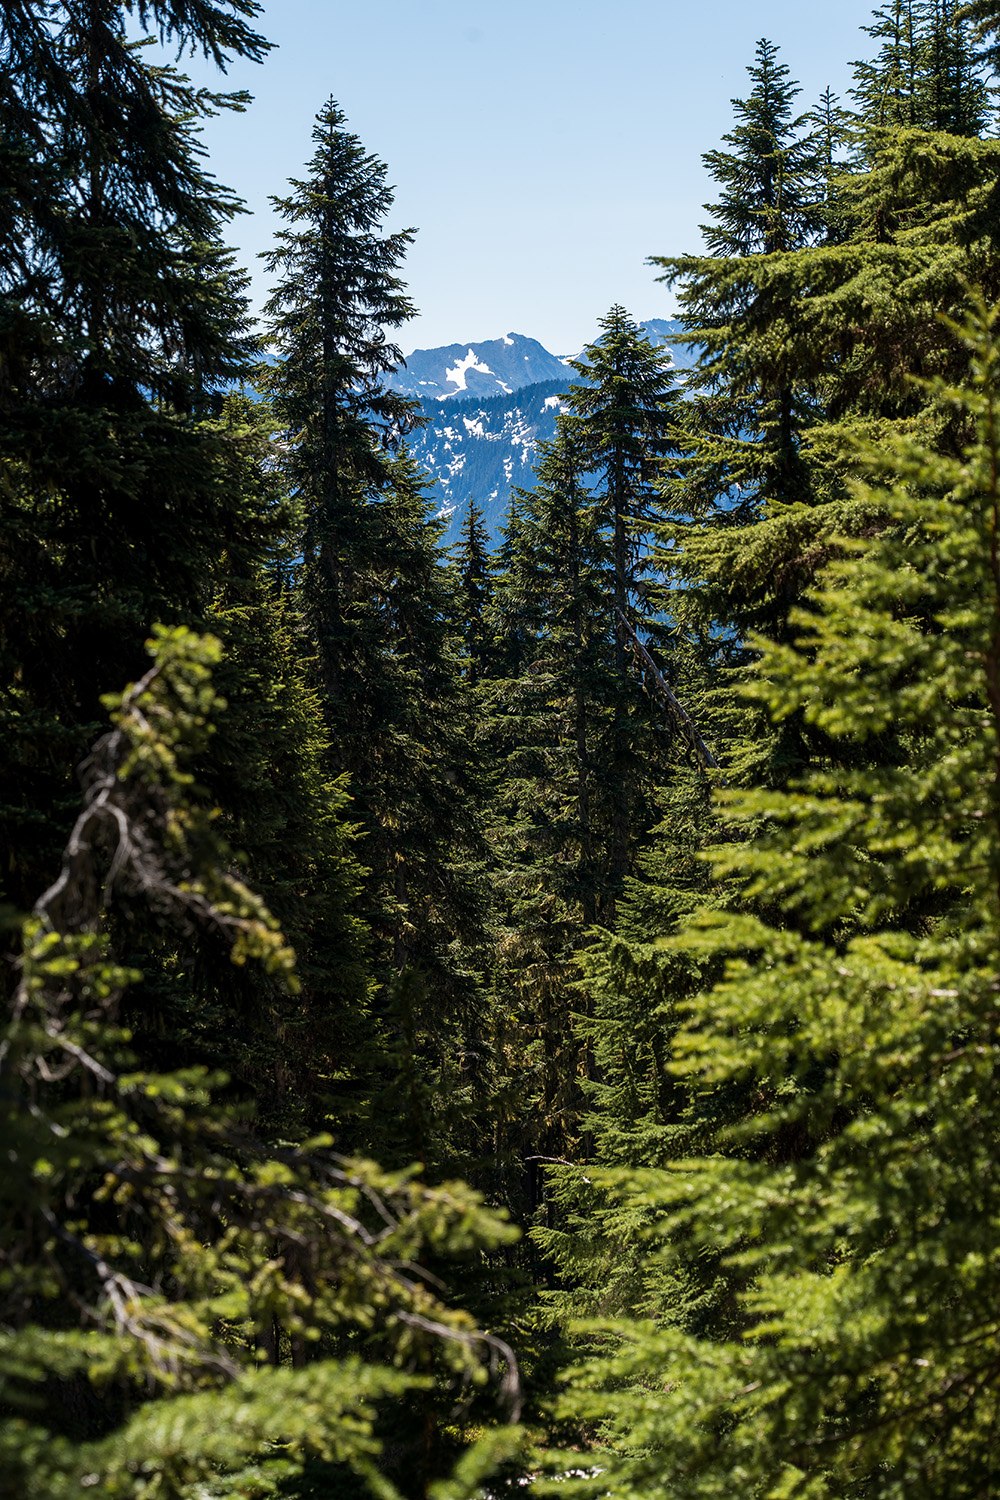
[194,0,880,356]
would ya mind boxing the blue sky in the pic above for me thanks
[195,1,880,355]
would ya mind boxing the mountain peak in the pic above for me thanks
[387,331,576,401]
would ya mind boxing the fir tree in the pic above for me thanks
[853,0,988,133]
[547,292,1000,1500]
[701,38,821,258]
[486,420,610,1199]
[0,0,270,910]
[654,37,823,604]
[260,95,419,718]
[563,307,680,916]
[485,322,685,1218]
[0,629,521,1500]
[455,496,496,686]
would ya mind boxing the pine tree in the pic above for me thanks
[261,105,493,1175]
[0,629,522,1500]
[546,292,1000,1500]
[0,0,271,910]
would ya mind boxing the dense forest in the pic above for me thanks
[6,1,1000,1496]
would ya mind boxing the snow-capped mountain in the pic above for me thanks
[408,379,571,543]
[387,332,573,401]
[397,320,695,547]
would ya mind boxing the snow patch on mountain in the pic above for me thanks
[442,349,503,396]
[397,320,697,548]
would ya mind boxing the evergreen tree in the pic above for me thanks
[0,629,521,1500]
[563,307,680,917]
[261,105,492,1175]
[853,0,988,133]
[547,293,1000,1500]
[486,421,609,1199]
[203,396,371,1138]
[484,320,684,1219]
[654,38,823,611]
[960,0,1000,70]
[455,497,496,686]
[0,0,375,1149]
[809,87,854,244]
[649,20,1000,795]
[260,96,419,719]
[0,0,270,910]
[701,38,821,258]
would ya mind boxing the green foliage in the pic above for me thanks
[547,297,1000,1498]
[454,498,497,687]
[261,101,494,1178]
[853,0,989,133]
[0,629,521,1500]
[0,0,273,910]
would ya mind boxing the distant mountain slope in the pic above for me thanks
[639,317,699,371]
[387,332,573,401]
[409,379,570,544]
[397,320,697,547]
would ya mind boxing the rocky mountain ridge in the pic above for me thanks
[398,319,695,545]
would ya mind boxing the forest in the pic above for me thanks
[5,1,1000,1496]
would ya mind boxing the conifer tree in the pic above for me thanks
[201,396,371,1137]
[455,497,497,686]
[0,629,521,1500]
[262,106,492,1174]
[853,0,988,132]
[547,294,1000,1500]
[649,19,1000,795]
[0,0,373,1149]
[563,307,679,915]
[0,0,271,909]
[260,97,419,719]
[486,322,684,1214]
[486,421,610,1194]
[654,37,823,614]
[960,0,1000,69]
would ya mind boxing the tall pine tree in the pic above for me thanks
[261,101,493,1176]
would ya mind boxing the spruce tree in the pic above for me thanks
[262,106,492,1175]
[0,0,270,909]
[547,293,1000,1500]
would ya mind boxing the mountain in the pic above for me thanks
[396,320,694,547]
[409,379,571,543]
[387,333,572,401]
[635,317,699,371]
